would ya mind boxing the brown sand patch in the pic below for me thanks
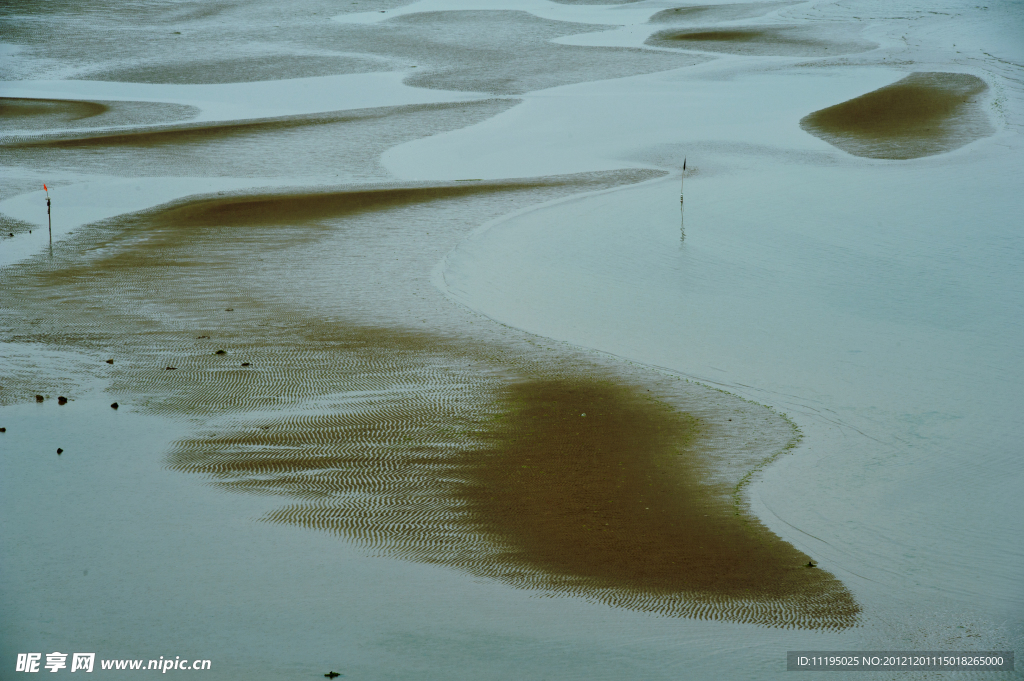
[2,101,514,149]
[1,175,858,628]
[800,72,992,159]
[648,2,800,24]
[0,97,199,133]
[1,97,108,123]
[145,180,609,228]
[163,343,855,628]
[646,26,875,57]
[0,100,516,180]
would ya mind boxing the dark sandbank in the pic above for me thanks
[3,101,513,150]
[648,2,800,24]
[2,176,857,629]
[0,97,198,133]
[1,97,108,123]
[147,180,611,227]
[800,72,992,159]
[646,26,875,57]
[0,100,517,179]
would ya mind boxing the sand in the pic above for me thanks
[1,173,855,629]
[1,100,518,180]
[331,11,708,94]
[645,26,876,58]
[648,2,800,25]
[799,72,993,159]
[0,96,199,132]
[2,0,1021,677]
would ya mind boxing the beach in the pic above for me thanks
[2,0,1022,678]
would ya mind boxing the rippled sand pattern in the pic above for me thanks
[164,348,856,629]
[646,26,875,57]
[1,179,858,629]
[800,72,992,159]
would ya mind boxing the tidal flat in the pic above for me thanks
[2,0,1022,678]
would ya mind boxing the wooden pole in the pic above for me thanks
[680,158,686,239]
[680,157,686,203]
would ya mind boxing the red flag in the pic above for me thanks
[43,184,47,191]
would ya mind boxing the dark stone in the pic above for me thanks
[57,396,68,405]
[35,395,44,402]
[57,448,63,454]
[106,359,114,364]
[111,402,119,409]
[215,350,226,355]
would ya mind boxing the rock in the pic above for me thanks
[106,359,114,364]
[57,448,63,454]
[0,427,6,432]
[215,350,226,355]
[111,402,119,409]
[224,308,234,311]
[241,362,250,367]
[36,395,44,402]
[325,673,341,679]
[57,396,68,405]
[166,366,177,370]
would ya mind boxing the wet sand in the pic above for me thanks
[800,72,993,159]
[646,26,875,58]
[90,55,397,85]
[1,178,857,629]
[0,0,414,82]
[648,2,800,25]
[0,100,517,179]
[0,97,199,132]
[333,11,708,94]
[1,97,108,122]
